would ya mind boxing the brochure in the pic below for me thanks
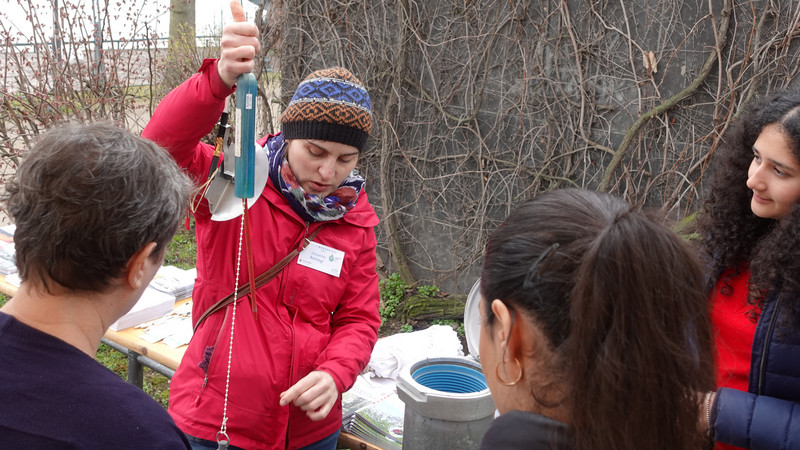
[342,376,404,450]
[149,265,196,299]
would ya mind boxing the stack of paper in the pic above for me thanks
[0,239,17,275]
[138,301,194,348]
[0,225,18,275]
[109,287,175,331]
[0,224,16,243]
[4,273,21,287]
[149,266,196,299]
[345,394,404,450]
[342,376,404,450]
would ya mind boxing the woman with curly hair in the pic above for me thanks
[697,89,800,449]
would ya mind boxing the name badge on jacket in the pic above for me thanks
[297,242,345,277]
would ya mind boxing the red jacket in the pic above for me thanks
[143,60,381,449]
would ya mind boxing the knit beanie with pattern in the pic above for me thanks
[279,67,373,152]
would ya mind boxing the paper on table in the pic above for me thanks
[109,287,175,331]
[149,266,196,299]
[5,272,21,287]
[138,301,193,347]
[0,224,15,243]
[342,375,404,450]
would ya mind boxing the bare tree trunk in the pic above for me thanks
[168,0,197,57]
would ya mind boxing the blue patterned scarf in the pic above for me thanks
[266,134,365,223]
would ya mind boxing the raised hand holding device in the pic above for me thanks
[231,1,256,199]
[216,4,259,450]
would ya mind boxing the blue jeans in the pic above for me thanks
[185,429,341,450]
[298,429,341,450]
[186,434,246,450]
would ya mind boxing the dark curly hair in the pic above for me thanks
[697,89,800,312]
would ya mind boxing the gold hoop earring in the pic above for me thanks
[495,357,524,386]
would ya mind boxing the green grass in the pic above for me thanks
[163,223,198,270]
[95,342,173,409]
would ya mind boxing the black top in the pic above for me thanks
[479,409,572,450]
[0,312,190,449]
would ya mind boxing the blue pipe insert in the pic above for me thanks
[412,362,488,394]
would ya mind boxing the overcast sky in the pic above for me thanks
[2,0,259,42]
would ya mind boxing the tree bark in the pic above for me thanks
[168,0,196,56]
[401,293,466,323]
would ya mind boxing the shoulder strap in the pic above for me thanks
[193,225,325,332]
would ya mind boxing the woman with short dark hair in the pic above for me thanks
[0,123,193,448]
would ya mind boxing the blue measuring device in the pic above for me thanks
[234,72,257,199]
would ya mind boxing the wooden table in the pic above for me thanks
[103,297,190,370]
[100,297,192,385]
[0,275,18,298]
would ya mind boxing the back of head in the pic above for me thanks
[4,123,193,293]
[481,188,714,450]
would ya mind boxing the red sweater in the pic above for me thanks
[710,267,759,450]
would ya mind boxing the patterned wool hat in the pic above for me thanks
[280,67,373,151]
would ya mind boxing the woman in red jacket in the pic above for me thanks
[142,7,381,450]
